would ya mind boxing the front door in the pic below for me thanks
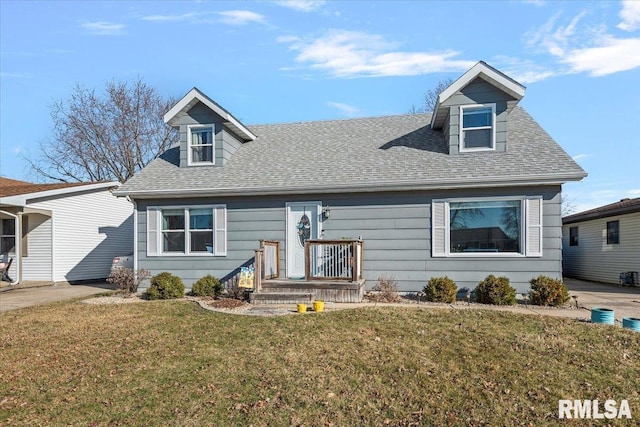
[286,202,321,278]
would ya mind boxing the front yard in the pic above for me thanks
[1,299,638,425]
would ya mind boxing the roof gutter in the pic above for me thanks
[0,181,120,207]
[563,204,640,224]
[114,172,587,199]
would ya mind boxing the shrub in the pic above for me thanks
[224,278,247,301]
[423,276,457,303]
[369,275,402,303]
[474,275,516,305]
[529,275,570,307]
[107,268,150,295]
[146,272,185,300]
[191,275,223,298]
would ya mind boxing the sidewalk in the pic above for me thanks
[1,278,638,323]
[0,282,116,312]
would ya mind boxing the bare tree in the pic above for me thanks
[26,78,178,183]
[409,78,454,114]
[561,194,577,217]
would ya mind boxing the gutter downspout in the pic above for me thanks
[130,198,138,273]
[0,210,20,285]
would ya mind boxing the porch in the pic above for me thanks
[248,239,365,304]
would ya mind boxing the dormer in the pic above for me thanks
[431,62,525,155]
[164,88,256,168]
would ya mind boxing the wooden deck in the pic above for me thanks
[251,278,366,304]
[246,238,366,304]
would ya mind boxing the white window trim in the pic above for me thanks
[459,103,496,152]
[187,124,215,166]
[147,205,227,257]
[434,196,531,258]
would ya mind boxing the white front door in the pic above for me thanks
[286,202,321,278]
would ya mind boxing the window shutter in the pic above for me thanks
[147,208,159,256]
[432,201,447,257]
[214,206,227,256]
[525,197,543,257]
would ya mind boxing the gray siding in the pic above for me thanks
[174,101,243,167]
[136,185,562,293]
[562,212,640,284]
[442,78,513,155]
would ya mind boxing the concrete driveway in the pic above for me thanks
[0,282,116,312]
[564,278,640,321]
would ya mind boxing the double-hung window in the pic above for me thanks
[188,125,214,165]
[460,104,495,151]
[569,226,578,246]
[606,220,619,244]
[147,205,226,256]
[432,196,543,257]
[0,219,16,254]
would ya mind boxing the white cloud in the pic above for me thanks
[571,153,589,161]
[526,11,587,57]
[142,10,266,26]
[277,35,300,43]
[493,56,555,83]
[81,21,124,35]
[561,36,640,76]
[273,1,326,12]
[326,101,359,117]
[217,10,266,25]
[141,12,200,22]
[283,29,475,78]
[522,0,546,6]
[627,189,640,196]
[0,72,32,78]
[618,0,640,31]
[526,7,640,77]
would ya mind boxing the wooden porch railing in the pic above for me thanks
[304,239,363,282]
[254,240,280,292]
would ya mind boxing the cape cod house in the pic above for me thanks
[114,62,586,302]
[0,178,133,286]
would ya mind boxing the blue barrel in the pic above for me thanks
[622,317,640,332]
[591,307,615,325]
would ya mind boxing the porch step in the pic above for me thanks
[250,292,313,305]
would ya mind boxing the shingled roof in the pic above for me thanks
[563,197,640,224]
[0,177,98,198]
[115,107,586,198]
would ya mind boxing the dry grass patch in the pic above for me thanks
[1,300,639,426]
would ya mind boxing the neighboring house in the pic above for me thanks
[0,177,133,285]
[114,61,586,298]
[562,198,640,285]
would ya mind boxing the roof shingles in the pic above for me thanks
[116,107,586,196]
[0,177,99,198]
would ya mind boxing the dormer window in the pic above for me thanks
[460,104,495,152]
[188,124,214,165]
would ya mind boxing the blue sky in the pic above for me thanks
[1,0,639,213]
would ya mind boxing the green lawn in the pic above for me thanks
[1,300,638,426]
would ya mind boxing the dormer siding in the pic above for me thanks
[174,101,244,167]
[441,78,513,155]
